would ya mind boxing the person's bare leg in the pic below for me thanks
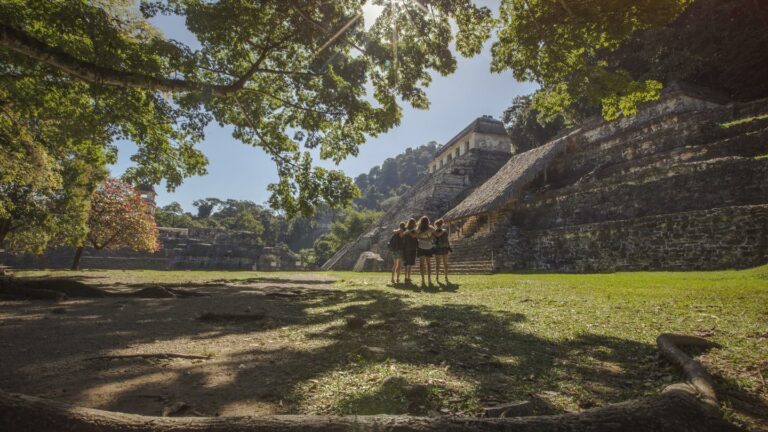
[435,255,441,280]
[419,257,426,285]
[426,256,432,285]
[395,259,401,283]
[444,255,450,283]
[391,260,396,284]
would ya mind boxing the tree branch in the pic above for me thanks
[232,94,297,168]
[241,88,343,116]
[0,24,301,97]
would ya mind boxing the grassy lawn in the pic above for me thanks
[8,266,768,429]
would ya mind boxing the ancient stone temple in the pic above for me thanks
[428,115,513,173]
[322,116,513,270]
[328,83,768,272]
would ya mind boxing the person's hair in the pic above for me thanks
[406,218,417,230]
[435,219,444,227]
[399,222,406,230]
[418,215,430,231]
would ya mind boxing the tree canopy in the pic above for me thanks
[491,0,693,121]
[1,0,494,220]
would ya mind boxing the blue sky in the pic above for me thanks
[111,1,537,211]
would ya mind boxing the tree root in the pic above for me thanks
[126,286,208,299]
[0,276,207,300]
[85,353,213,361]
[196,312,266,323]
[0,334,740,431]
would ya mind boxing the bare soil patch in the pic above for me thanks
[0,274,341,417]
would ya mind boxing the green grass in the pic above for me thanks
[720,113,768,128]
[11,266,768,427]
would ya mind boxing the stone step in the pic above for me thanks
[555,109,735,185]
[588,126,768,183]
[577,107,730,156]
[518,157,768,230]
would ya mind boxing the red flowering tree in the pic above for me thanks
[71,178,159,270]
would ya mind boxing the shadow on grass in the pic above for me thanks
[714,373,768,430]
[0,275,685,419]
[390,281,460,293]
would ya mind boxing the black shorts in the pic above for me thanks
[434,247,451,256]
[417,248,434,258]
[403,249,417,266]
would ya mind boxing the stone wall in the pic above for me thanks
[1,227,303,271]
[518,204,768,272]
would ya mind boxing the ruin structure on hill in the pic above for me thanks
[2,227,303,271]
[326,83,768,272]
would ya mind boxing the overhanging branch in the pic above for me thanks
[0,24,306,97]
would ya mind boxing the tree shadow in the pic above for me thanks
[0,276,694,420]
[712,373,768,430]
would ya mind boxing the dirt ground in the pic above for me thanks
[1,269,766,430]
[0,273,343,417]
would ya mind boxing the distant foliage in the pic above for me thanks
[158,199,269,237]
[312,208,382,265]
[297,248,317,269]
[354,142,438,210]
[502,95,566,153]
[71,177,159,269]
[156,198,378,265]
[154,199,336,252]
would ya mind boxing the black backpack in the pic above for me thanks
[387,232,402,251]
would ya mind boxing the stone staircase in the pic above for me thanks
[443,229,505,274]
[447,259,495,274]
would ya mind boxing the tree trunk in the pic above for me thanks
[0,220,10,251]
[71,246,84,271]
[0,334,739,432]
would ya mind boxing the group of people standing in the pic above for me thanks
[388,215,452,286]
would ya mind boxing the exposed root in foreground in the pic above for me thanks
[196,312,266,323]
[0,334,740,431]
[85,353,213,362]
[0,276,207,300]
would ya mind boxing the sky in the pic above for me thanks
[110,1,537,211]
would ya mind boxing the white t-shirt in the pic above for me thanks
[416,229,433,249]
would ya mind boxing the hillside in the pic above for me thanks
[353,143,438,211]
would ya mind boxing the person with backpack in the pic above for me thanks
[388,222,407,285]
[402,218,418,284]
[433,219,452,284]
